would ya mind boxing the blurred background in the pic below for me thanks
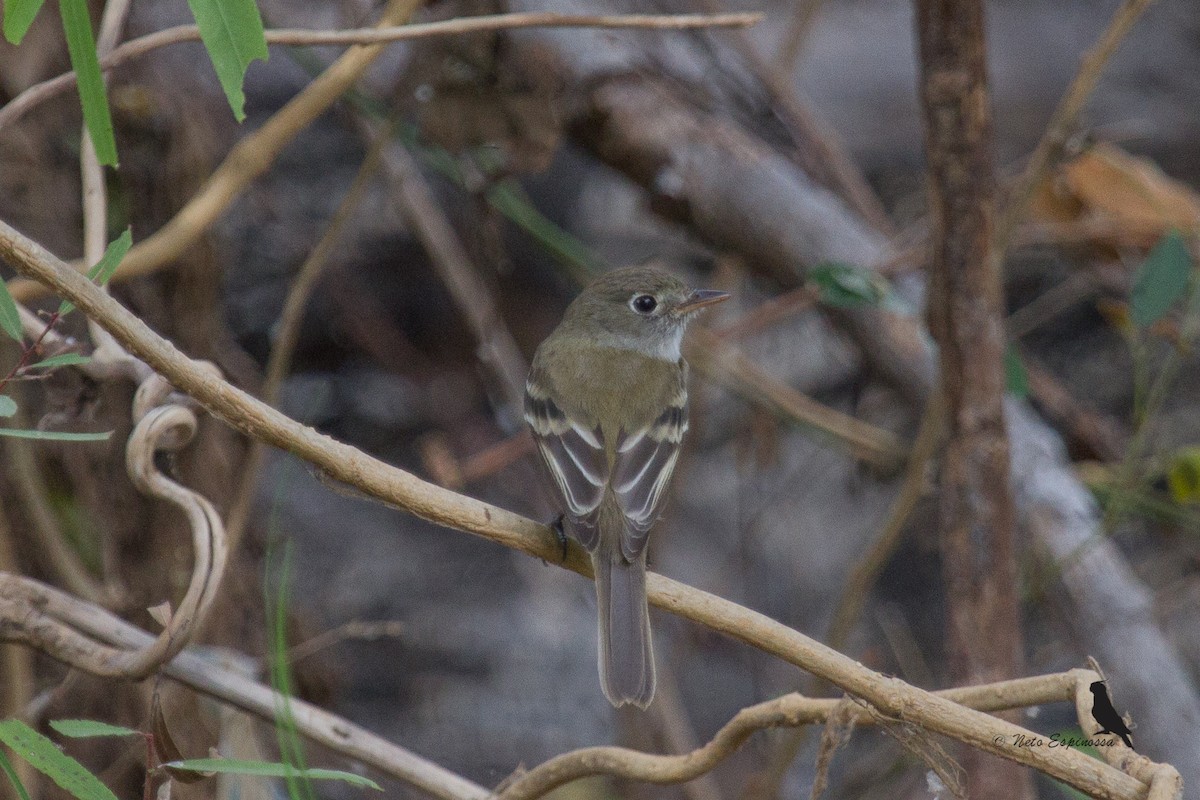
[1,0,1199,798]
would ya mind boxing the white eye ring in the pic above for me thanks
[630,294,658,314]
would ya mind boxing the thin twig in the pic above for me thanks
[79,0,145,379]
[772,0,826,79]
[0,509,38,796]
[223,119,390,557]
[993,0,1157,255]
[695,0,893,235]
[0,217,1158,800]
[825,392,943,655]
[686,327,906,471]
[499,670,1125,800]
[4,431,108,604]
[368,123,529,425]
[284,619,405,664]
[0,12,762,136]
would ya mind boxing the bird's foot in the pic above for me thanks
[549,513,569,562]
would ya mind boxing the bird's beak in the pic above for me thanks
[676,289,730,314]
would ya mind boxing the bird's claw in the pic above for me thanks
[550,514,569,562]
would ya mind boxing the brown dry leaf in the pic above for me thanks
[1031,143,1200,247]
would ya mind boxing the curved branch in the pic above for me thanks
[117,376,228,677]
[500,672,1092,800]
[0,218,1160,800]
[0,573,490,800]
[0,12,760,136]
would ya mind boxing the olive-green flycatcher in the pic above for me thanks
[525,266,729,708]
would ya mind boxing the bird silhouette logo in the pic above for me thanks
[1089,681,1134,750]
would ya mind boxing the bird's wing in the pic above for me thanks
[611,398,688,560]
[525,387,608,550]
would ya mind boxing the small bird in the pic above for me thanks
[525,266,728,708]
[1089,681,1135,750]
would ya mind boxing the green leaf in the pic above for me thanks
[49,720,139,739]
[1167,447,1200,505]
[1131,231,1193,328]
[185,0,268,122]
[0,719,119,800]
[0,748,33,800]
[0,278,24,342]
[3,0,45,44]
[0,396,16,418]
[164,759,381,790]
[1004,347,1030,398]
[27,353,92,370]
[809,262,889,308]
[0,429,112,442]
[59,228,132,315]
[58,0,117,167]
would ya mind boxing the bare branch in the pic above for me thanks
[0,12,761,136]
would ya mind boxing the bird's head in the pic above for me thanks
[1089,681,1106,694]
[563,266,729,361]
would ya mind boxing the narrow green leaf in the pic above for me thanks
[809,262,888,308]
[0,396,17,418]
[0,281,22,340]
[184,0,268,122]
[1167,447,1200,505]
[50,720,140,739]
[58,0,117,166]
[0,747,33,800]
[90,228,132,286]
[0,719,119,800]
[1004,347,1030,398]
[27,353,92,370]
[3,0,46,44]
[1131,231,1193,328]
[0,429,112,442]
[165,759,381,790]
[59,228,133,315]
[0,279,24,342]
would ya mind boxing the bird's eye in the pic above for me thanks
[631,294,658,314]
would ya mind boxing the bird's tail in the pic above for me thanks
[593,544,655,709]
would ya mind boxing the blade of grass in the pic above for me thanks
[0,429,112,441]
[26,353,92,370]
[165,759,381,790]
[0,747,33,800]
[49,721,140,739]
[58,0,117,166]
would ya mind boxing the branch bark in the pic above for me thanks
[915,1,1030,797]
